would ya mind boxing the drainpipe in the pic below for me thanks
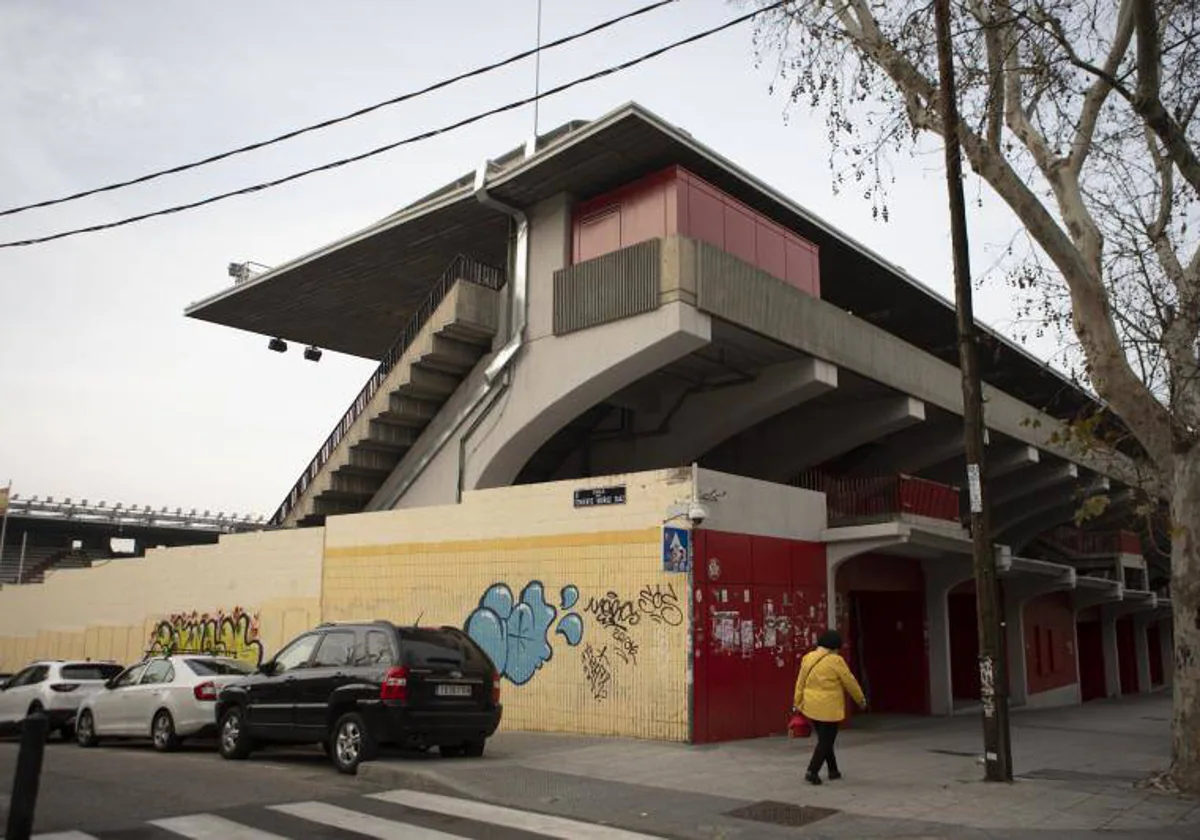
[378,143,533,509]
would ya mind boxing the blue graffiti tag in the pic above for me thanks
[466,581,584,685]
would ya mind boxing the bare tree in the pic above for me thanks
[753,0,1200,790]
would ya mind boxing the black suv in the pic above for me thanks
[214,621,502,774]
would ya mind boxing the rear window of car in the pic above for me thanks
[61,664,124,681]
[184,658,254,676]
[397,628,486,668]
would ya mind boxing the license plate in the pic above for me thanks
[436,684,472,697]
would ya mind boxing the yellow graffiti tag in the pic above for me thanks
[147,607,264,665]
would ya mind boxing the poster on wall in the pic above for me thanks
[662,526,690,573]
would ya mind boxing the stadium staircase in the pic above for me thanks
[273,255,505,528]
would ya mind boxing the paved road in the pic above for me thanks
[0,738,672,839]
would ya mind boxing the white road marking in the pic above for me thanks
[269,801,464,839]
[30,833,101,840]
[151,813,289,839]
[370,790,666,839]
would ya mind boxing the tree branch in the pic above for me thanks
[1070,0,1136,176]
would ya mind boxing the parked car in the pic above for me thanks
[75,654,254,752]
[0,660,124,739]
[215,621,502,774]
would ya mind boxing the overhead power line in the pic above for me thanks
[0,0,788,249]
[0,0,677,219]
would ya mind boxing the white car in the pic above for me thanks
[0,660,125,739]
[76,654,254,752]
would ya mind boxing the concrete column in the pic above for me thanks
[922,558,974,716]
[1133,614,1153,693]
[1101,611,1122,698]
[1160,617,1175,687]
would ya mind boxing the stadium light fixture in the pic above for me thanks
[304,345,322,362]
[268,337,287,353]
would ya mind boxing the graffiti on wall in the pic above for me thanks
[464,579,684,701]
[147,607,264,665]
[582,643,613,701]
[464,582,584,685]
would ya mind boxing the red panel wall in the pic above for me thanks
[572,166,821,296]
[691,530,828,744]
[1023,592,1079,695]
[834,554,929,715]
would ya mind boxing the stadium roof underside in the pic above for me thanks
[185,102,1102,428]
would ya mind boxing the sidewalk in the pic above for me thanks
[360,692,1199,838]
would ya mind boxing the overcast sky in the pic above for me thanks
[0,0,1049,518]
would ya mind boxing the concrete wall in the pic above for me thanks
[0,528,324,671]
[323,468,698,740]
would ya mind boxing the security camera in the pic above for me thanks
[687,502,709,526]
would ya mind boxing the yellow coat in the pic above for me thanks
[793,647,866,723]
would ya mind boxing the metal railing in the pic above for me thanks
[2,496,263,531]
[1044,527,1142,557]
[792,472,962,524]
[270,254,506,527]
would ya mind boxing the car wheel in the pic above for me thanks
[330,712,377,775]
[152,710,181,753]
[440,744,465,758]
[462,738,486,758]
[218,707,254,760]
[76,710,99,748]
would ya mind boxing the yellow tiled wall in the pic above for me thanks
[0,528,324,672]
[322,469,695,740]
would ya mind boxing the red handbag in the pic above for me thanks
[788,711,812,738]
[788,651,831,739]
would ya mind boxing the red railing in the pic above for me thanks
[269,255,506,527]
[1045,527,1142,557]
[791,473,961,524]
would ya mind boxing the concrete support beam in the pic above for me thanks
[1102,612,1122,698]
[922,557,976,716]
[995,479,1110,549]
[1160,616,1175,687]
[989,463,1079,508]
[987,445,1041,479]
[1133,613,1154,693]
[993,478,1107,535]
[847,422,965,477]
[590,356,838,475]
[709,395,925,482]
[1000,559,1077,707]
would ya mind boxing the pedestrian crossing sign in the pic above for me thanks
[662,526,690,573]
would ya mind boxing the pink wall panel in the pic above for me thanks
[1024,592,1078,695]
[571,165,823,297]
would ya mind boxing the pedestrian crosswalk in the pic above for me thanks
[21,789,665,840]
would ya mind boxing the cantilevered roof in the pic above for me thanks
[185,101,1100,424]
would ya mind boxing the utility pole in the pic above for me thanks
[933,0,1013,782]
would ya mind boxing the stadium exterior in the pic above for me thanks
[0,103,1173,742]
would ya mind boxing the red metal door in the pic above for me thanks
[852,591,929,714]
[752,584,795,737]
[1076,620,1106,701]
[1116,616,1138,694]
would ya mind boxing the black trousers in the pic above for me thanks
[807,720,840,776]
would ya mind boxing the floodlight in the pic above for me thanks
[304,345,322,362]
[268,337,287,353]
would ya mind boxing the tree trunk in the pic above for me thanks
[1170,448,1200,792]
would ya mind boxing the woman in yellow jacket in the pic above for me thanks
[793,629,867,785]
